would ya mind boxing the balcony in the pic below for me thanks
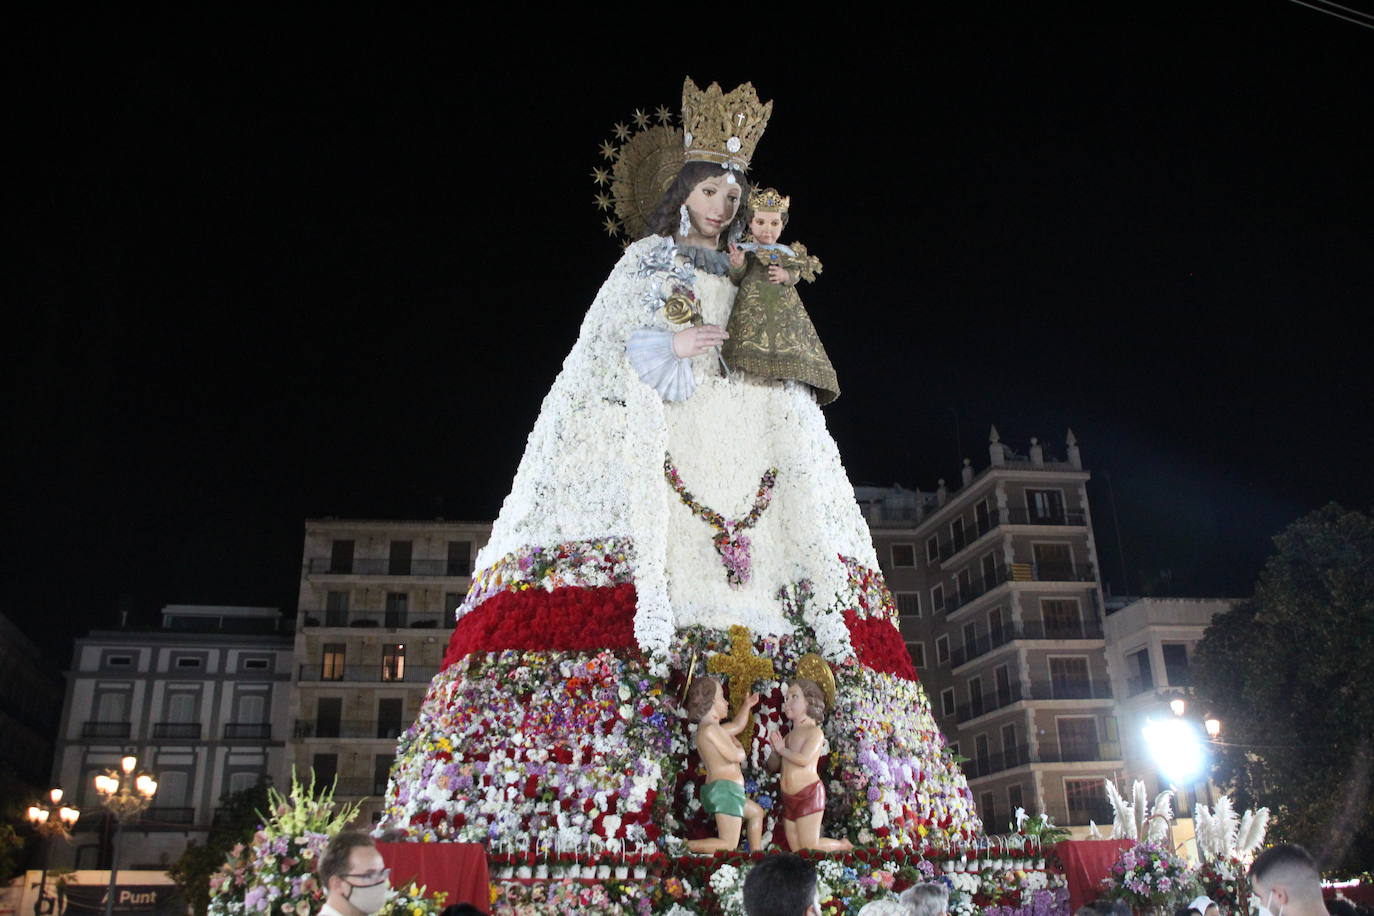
[1045,800,1117,827]
[308,558,470,578]
[1004,508,1087,527]
[956,683,1024,723]
[223,722,272,740]
[333,778,390,797]
[299,664,439,684]
[1030,679,1114,701]
[152,722,202,740]
[301,609,450,629]
[950,619,1106,667]
[1126,675,1154,697]
[143,806,197,825]
[81,721,132,739]
[295,719,407,740]
[962,742,1123,779]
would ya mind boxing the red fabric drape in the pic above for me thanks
[1057,839,1135,911]
[376,841,490,910]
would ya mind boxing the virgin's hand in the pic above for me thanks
[728,243,745,269]
[672,324,728,358]
[767,265,789,285]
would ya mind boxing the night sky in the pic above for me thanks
[7,6,1373,661]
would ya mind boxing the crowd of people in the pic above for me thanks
[309,831,1369,916]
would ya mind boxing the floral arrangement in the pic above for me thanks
[207,773,360,916]
[1191,796,1269,911]
[379,882,447,916]
[663,455,777,588]
[1100,841,1198,911]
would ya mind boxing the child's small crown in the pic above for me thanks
[748,187,790,213]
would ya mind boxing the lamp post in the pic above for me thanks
[93,756,157,916]
[26,788,80,916]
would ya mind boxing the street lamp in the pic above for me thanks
[93,756,157,916]
[26,788,80,916]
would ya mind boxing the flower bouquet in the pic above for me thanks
[1100,842,1198,913]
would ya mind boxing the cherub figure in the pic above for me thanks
[767,678,852,852]
[684,676,765,853]
[723,187,839,405]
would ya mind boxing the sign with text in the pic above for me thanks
[63,886,183,916]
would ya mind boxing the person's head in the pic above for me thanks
[686,676,727,722]
[784,679,827,724]
[1188,896,1219,916]
[648,160,750,248]
[856,901,908,916]
[743,853,820,916]
[1250,844,1323,916]
[319,831,390,916]
[746,187,790,245]
[438,906,487,916]
[900,882,950,916]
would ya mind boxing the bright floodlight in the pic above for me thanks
[1142,716,1206,786]
[1169,697,1187,717]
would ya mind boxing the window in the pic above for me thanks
[316,697,342,738]
[1042,598,1082,638]
[891,543,916,568]
[447,540,473,576]
[974,734,990,771]
[926,536,940,563]
[950,517,966,552]
[95,691,129,723]
[1033,542,1074,580]
[957,567,974,601]
[975,499,992,535]
[312,753,338,787]
[968,676,984,718]
[236,693,266,724]
[994,665,1012,706]
[1008,783,1024,814]
[105,654,133,668]
[935,635,950,665]
[243,657,270,670]
[1057,717,1100,761]
[378,698,404,739]
[948,742,960,758]
[1001,723,1019,766]
[382,644,406,682]
[1049,656,1091,698]
[1127,648,1153,694]
[962,621,979,654]
[989,606,1006,644]
[321,644,346,681]
[227,771,258,794]
[389,540,413,576]
[940,688,956,718]
[1025,489,1065,523]
[1065,778,1110,826]
[981,791,997,826]
[157,770,189,808]
[895,592,920,618]
[384,592,409,628]
[1162,644,1191,687]
[931,584,945,613]
[167,693,197,723]
[981,553,999,588]
[326,591,349,626]
[909,642,927,668]
[175,656,202,669]
[373,754,392,795]
[443,593,463,621]
[329,540,354,574]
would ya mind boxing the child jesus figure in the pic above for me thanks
[684,676,765,853]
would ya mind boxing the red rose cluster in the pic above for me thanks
[842,610,918,681]
[442,584,639,667]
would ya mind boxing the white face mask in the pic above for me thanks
[344,879,390,915]
[1253,889,1284,916]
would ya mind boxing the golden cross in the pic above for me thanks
[706,625,776,749]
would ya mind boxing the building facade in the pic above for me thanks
[289,518,491,826]
[0,611,64,806]
[860,428,1120,834]
[49,605,293,868]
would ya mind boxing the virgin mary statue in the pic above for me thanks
[379,79,979,853]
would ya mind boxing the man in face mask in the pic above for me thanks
[1249,844,1325,916]
[743,853,821,916]
[318,831,392,916]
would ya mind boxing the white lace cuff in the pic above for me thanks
[627,328,695,402]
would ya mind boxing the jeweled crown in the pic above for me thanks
[681,77,773,172]
[748,187,790,213]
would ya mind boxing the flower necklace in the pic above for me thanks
[664,454,778,587]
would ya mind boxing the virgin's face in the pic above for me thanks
[682,174,742,243]
[750,210,784,245]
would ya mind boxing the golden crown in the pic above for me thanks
[681,77,773,172]
[748,187,790,213]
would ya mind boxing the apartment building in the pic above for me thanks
[49,605,292,868]
[289,518,491,825]
[860,427,1119,834]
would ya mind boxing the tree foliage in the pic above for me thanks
[1193,503,1374,873]
[168,779,274,916]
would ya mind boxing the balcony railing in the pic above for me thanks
[224,722,272,740]
[295,719,407,740]
[301,609,450,629]
[1030,679,1114,701]
[308,558,470,577]
[949,619,1106,667]
[1045,801,1117,827]
[1126,675,1154,697]
[942,564,1098,615]
[955,683,1024,723]
[1004,508,1087,527]
[333,778,390,797]
[81,721,132,738]
[152,722,202,739]
[299,664,439,684]
[143,806,196,825]
[962,742,1123,779]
